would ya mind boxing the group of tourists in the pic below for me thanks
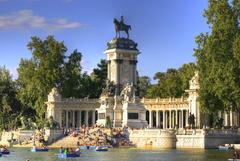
[62,124,135,147]
[59,147,80,155]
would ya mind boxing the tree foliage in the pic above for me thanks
[194,0,240,112]
[90,59,107,97]
[0,66,21,130]
[146,63,196,98]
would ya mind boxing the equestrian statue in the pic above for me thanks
[114,16,131,39]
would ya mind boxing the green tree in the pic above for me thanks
[0,66,21,130]
[61,50,82,98]
[17,36,67,123]
[194,0,240,112]
[137,76,151,98]
[90,59,107,97]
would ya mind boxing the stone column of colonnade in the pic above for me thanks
[148,109,190,129]
[62,110,96,129]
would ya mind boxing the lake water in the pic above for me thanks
[1,148,234,161]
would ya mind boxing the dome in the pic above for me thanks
[107,38,138,51]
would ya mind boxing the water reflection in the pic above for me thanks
[0,148,233,161]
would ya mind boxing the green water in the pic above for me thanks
[1,148,234,161]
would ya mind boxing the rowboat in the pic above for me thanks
[96,146,108,152]
[58,153,80,158]
[218,145,232,151]
[1,150,10,154]
[80,146,96,150]
[31,147,49,152]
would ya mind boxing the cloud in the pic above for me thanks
[0,10,82,31]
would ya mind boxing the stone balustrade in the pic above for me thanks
[141,97,188,104]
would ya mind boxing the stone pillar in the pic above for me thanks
[72,110,75,128]
[176,110,178,128]
[149,110,152,128]
[185,110,189,127]
[159,111,162,129]
[85,110,89,127]
[107,60,111,80]
[156,110,159,128]
[169,110,172,129]
[181,110,184,128]
[163,110,165,129]
[66,110,69,129]
[92,110,96,125]
[79,111,82,127]
[230,111,233,126]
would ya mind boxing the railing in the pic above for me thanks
[61,98,99,103]
[141,97,188,104]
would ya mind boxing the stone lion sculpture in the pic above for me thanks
[20,116,37,130]
[44,116,60,130]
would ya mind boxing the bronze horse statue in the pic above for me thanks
[114,18,131,39]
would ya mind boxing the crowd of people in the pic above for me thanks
[62,124,135,147]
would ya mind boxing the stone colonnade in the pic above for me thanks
[62,109,96,129]
[148,109,189,129]
[220,111,240,127]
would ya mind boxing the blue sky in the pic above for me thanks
[0,0,209,81]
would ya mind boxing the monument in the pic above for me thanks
[96,16,148,128]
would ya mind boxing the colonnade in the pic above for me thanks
[62,110,96,129]
[148,109,189,129]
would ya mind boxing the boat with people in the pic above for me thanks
[80,145,96,150]
[31,145,49,152]
[0,146,10,155]
[218,144,233,151]
[1,149,10,155]
[96,146,108,152]
[58,147,80,158]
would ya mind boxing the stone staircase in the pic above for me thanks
[49,135,79,148]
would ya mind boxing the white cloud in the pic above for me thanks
[0,10,82,31]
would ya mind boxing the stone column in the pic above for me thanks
[159,111,162,129]
[72,110,75,128]
[85,110,89,127]
[149,110,152,128]
[230,111,233,126]
[107,60,111,80]
[156,110,159,128]
[185,110,189,127]
[92,110,96,125]
[163,110,165,129]
[176,110,178,128]
[66,110,69,129]
[169,110,172,129]
[181,110,184,128]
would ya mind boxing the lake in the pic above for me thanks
[1,148,234,161]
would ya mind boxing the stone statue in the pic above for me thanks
[114,16,131,39]
[189,71,199,90]
[101,79,116,97]
[188,113,195,129]
[20,116,37,130]
[44,116,60,130]
[120,83,136,102]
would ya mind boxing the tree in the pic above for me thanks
[90,59,107,97]
[194,0,240,112]
[146,69,183,98]
[61,50,82,98]
[178,63,196,96]
[0,66,21,130]
[17,36,67,123]
[137,76,151,98]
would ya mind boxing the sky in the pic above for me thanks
[0,0,209,81]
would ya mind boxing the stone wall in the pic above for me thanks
[129,129,240,149]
